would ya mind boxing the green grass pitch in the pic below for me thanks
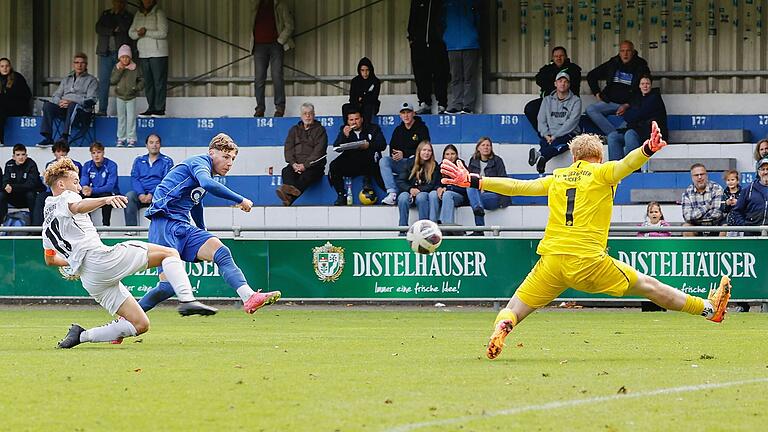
[1,306,766,431]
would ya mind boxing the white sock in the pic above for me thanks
[236,285,256,302]
[701,300,715,319]
[162,256,196,302]
[81,319,138,343]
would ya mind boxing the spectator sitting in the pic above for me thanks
[125,133,173,226]
[31,141,83,226]
[343,57,381,123]
[129,0,169,117]
[608,74,668,163]
[396,140,440,233]
[408,0,449,114]
[251,0,294,118]
[720,169,741,237]
[380,102,431,205]
[327,108,386,206]
[530,71,581,174]
[586,40,650,135]
[275,102,327,206]
[37,53,98,147]
[636,201,671,237]
[0,144,42,225]
[429,144,468,231]
[681,163,723,237]
[467,136,510,233]
[0,57,32,146]
[524,46,582,134]
[754,138,768,162]
[443,0,480,114]
[95,0,134,115]
[731,158,768,237]
[81,141,119,226]
[111,44,143,147]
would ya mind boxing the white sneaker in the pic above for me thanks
[381,192,397,205]
[416,102,431,115]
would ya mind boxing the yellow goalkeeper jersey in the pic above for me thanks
[481,147,649,258]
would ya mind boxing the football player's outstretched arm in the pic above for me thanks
[194,168,246,204]
[441,159,552,196]
[68,195,128,214]
[605,121,667,184]
[43,249,68,267]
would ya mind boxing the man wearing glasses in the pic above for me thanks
[37,53,99,148]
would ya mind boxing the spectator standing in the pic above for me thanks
[586,40,650,135]
[408,0,449,115]
[443,0,480,114]
[467,137,510,232]
[607,74,668,161]
[36,53,98,147]
[345,57,381,123]
[754,138,768,162]
[125,134,173,226]
[129,0,169,117]
[31,141,82,226]
[94,0,134,116]
[276,102,327,205]
[327,109,387,206]
[720,169,741,236]
[111,44,143,147]
[0,144,42,224]
[380,102,431,205]
[80,142,120,226]
[0,58,32,147]
[531,71,581,174]
[396,140,440,230]
[731,158,768,237]
[524,47,582,135]
[681,163,723,237]
[251,0,294,118]
[636,201,671,237]
[429,144,467,228]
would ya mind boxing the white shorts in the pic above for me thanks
[79,241,149,315]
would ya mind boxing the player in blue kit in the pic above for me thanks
[138,133,281,314]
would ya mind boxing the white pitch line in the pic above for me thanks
[386,377,768,432]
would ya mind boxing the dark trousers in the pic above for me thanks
[327,153,383,194]
[1,104,29,144]
[89,192,114,226]
[253,42,286,111]
[0,190,37,224]
[141,56,169,112]
[410,40,449,107]
[40,102,79,138]
[281,163,325,194]
[539,133,577,162]
[524,97,543,137]
[32,190,51,226]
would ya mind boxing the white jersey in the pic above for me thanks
[41,190,105,273]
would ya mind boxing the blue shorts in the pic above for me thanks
[148,216,214,263]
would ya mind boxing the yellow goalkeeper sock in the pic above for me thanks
[680,294,705,316]
[494,308,518,327]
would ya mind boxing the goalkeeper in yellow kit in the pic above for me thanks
[441,122,732,360]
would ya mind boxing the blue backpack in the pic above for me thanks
[1,210,31,236]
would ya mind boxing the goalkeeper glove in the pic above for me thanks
[641,120,667,157]
[440,159,481,189]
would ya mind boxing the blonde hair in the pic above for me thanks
[409,141,436,183]
[569,134,603,162]
[44,157,79,187]
[209,133,238,153]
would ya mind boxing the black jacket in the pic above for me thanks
[0,71,32,116]
[389,116,431,158]
[408,0,445,45]
[587,52,650,104]
[535,60,582,97]
[468,155,511,207]
[731,180,768,229]
[623,88,668,142]
[396,158,441,193]
[333,122,387,164]
[349,57,381,110]
[95,8,135,56]
[3,158,43,194]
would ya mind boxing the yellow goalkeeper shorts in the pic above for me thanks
[514,253,638,309]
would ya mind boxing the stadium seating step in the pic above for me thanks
[647,158,736,172]
[668,129,751,144]
[630,188,686,204]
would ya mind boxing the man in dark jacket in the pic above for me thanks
[328,109,387,206]
[95,0,134,115]
[408,0,450,114]
[524,46,582,135]
[731,158,768,237]
[586,40,650,135]
[379,102,431,205]
[276,102,327,206]
[0,144,42,224]
[80,141,120,226]
[607,74,667,161]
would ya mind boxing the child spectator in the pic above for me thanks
[637,201,671,237]
[344,57,381,123]
[429,144,468,232]
[110,44,143,147]
[396,140,440,233]
[720,169,741,237]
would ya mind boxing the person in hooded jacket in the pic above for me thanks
[731,158,768,237]
[344,57,381,124]
[530,71,581,174]
[607,74,667,162]
[524,46,582,135]
[0,144,42,224]
[586,40,650,135]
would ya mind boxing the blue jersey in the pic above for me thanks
[145,154,245,223]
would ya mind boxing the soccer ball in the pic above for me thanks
[406,219,443,254]
[358,187,378,205]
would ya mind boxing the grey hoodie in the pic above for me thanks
[537,90,582,139]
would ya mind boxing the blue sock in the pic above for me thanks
[138,281,175,312]
[213,246,247,291]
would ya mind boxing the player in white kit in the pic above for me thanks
[41,158,217,349]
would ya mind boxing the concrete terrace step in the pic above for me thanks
[668,129,751,144]
[646,158,737,172]
[630,188,687,203]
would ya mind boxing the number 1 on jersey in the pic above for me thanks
[565,188,576,226]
